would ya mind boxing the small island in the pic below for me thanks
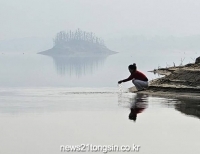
[38,29,117,57]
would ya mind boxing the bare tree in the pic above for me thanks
[53,29,105,47]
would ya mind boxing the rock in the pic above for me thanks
[185,63,194,67]
[195,56,200,64]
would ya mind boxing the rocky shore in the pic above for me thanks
[129,56,200,99]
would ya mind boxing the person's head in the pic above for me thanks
[129,112,137,121]
[128,63,137,73]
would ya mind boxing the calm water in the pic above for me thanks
[0,51,195,88]
[0,52,199,154]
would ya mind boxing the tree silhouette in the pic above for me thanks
[53,29,105,47]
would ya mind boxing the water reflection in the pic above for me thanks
[129,94,148,121]
[51,56,107,77]
[175,98,200,119]
[118,92,200,120]
[118,93,148,122]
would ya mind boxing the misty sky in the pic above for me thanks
[1,0,200,40]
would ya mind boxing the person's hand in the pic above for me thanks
[118,80,122,84]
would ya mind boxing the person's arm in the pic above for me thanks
[118,74,134,84]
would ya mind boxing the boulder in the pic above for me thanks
[195,56,200,64]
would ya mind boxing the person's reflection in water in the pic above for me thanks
[129,93,148,122]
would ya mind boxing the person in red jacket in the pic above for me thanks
[118,63,148,91]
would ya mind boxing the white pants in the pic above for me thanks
[132,79,148,90]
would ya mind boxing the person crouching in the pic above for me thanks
[118,63,148,91]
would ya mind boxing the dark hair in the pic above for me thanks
[129,113,137,121]
[128,63,137,70]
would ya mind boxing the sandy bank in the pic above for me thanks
[129,86,200,100]
[129,56,200,99]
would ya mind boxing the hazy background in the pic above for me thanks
[1,0,200,53]
[1,2,200,154]
[0,0,199,88]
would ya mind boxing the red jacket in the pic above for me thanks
[122,70,148,82]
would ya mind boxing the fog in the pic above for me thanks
[1,2,200,154]
[0,0,199,86]
[1,0,200,41]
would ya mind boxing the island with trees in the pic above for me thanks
[38,29,117,57]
